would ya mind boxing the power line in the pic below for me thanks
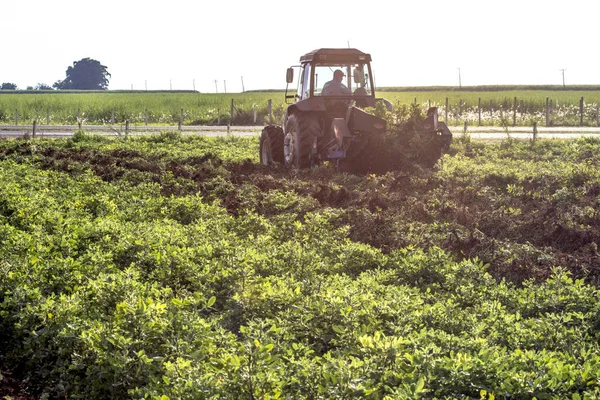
[559,69,567,87]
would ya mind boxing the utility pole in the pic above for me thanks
[170,79,172,91]
[214,80,218,93]
[145,80,147,91]
[241,76,245,92]
[193,79,195,91]
[458,68,462,89]
[224,80,227,94]
[560,69,566,87]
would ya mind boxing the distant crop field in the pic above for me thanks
[0,92,284,126]
[381,90,600,127]
[1,88,599,127]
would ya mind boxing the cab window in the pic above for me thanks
[297,64,311,100]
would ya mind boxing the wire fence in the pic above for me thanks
[2,96,600,128]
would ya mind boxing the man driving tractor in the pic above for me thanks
[321,69,351,96]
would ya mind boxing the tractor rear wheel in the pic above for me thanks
[259,125,284,165]
[284,113,319,168]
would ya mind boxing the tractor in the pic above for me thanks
[259,48,452,171]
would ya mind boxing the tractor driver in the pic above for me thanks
[322,69,351,96]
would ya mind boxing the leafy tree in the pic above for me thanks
[35,83,53,90]
[53,58,111,90]
[1,82,17,90]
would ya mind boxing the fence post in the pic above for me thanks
[230,99,234,125]
[545,97,550,126]
[445,97,448,124]
[428,100,431,109]
[179,108,183,131]
[580,96,584,126]
[513,96,517,126]
[125,120,129,135]
[478,97,481,126]
[15,109,18,125]
[459,99,463,116]
[218,108,221,125]
[268,99,272,124]
[33,120,37,138]
[46,109,50,125]
[145,109,148,126]
[532,122,537,144]
[489,100,492,117]
[77,108,81,122]
[253,107,257,125]
[111,109,115,124]
[463,120,468,135]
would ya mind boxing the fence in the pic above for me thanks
[426,96,600,128]
[4,98,282,128]
[4,97,600,128]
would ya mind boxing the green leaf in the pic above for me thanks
[263,343,275,353]
[206,296,216,308]
[415,377,425,394]
[332,325,345,334]
[171,298,183,307]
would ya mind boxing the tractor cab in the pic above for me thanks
[285,48,381,111]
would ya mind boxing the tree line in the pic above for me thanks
[1,58,110,91]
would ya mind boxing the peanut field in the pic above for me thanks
[0,129,600,398]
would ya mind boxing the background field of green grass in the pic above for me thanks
[1,87,599,127]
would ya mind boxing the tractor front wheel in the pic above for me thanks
[259,125,284,165]
[284,113,319,168]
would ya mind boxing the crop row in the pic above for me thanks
[0,133,599,398]
[1,91,600,127]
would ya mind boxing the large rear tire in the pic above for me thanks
[284,113,319,168]
[259,125,284,165]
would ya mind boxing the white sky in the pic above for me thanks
[2,0,599,92]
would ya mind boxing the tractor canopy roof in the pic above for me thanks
[299,48,372,64]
